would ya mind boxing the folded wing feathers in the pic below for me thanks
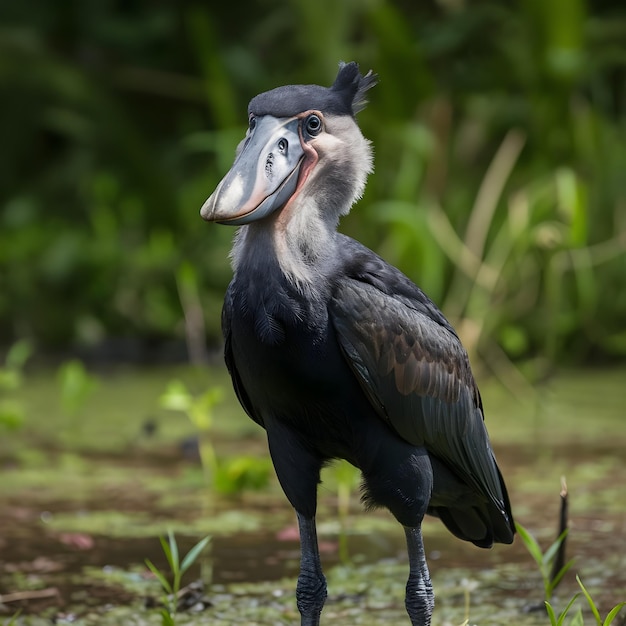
[330,279,508,514]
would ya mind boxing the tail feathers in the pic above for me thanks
[430,501,515,548]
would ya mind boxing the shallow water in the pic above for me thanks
[1,365,624,624]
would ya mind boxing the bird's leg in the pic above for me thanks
[266,422,326,624]
[295,511,327,626]
[404,525,434,626]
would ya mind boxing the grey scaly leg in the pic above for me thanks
[296,511,327,626]
[404,525,434,625]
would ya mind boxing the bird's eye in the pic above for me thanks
[248,116,257,131]
[305,114,322,136]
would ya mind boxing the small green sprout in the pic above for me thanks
[145,531,211,625]
[544,575,625,626]
[160,380,221,488]
[516,522,575,602]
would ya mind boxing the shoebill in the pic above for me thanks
[200,61,514,626]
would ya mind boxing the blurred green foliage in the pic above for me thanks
[1,0,625,368]
[0,340,32,430]
[58,358,98,417]
[160,379,271,493]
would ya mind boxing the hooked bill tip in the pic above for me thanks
[201,173,247,222]
[200,195,215,221]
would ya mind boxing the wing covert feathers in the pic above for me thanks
[330,277,514,544]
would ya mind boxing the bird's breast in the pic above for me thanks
[230,305,333,397]
[226,279,360,422]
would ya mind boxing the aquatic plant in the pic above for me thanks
[160,379,221,489]
[517,519,625,626]
[516,522,574,603]
[213,454,271,495]
[145,530,211,625]
[574,575,625,625]
[544,576,625,626]
[160,379,270,494]
[57,359,98,436]
[0,340,32,431]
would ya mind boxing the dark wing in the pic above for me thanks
[222,281,264,428]
[329,250,513,545]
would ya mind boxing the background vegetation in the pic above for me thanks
[1,0,625,372]
[1,4,625,622]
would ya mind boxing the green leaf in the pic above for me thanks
[556,593,581,626]
[568,608,584,626]
[515,523,544,567]
[167,530,180,572]
[159,608,176,626]
[543,528,568,566]
[577,575,602,625]
[159,535,173,569]
[6,339,33,370]
[145,559,172,595]
[604,602,625,626]
[159,380,192,412]
[180,535,211,574]
[549,558,576,592]
[545,601,559,626]
[57,359,98,416]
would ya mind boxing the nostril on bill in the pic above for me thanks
[265,153,274,180]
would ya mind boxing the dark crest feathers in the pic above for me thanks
[248,61,377,118]
[332,61,378,115]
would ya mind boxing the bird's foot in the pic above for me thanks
[296,566,326,626]
[405,575,434,626]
